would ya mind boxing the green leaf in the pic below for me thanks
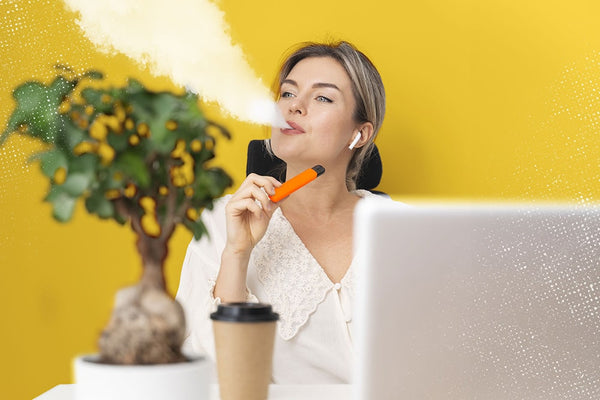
[39,150,68,178]
[80,88,113,114]
[126,79,144,94]
[114,151,150,188]
[82,70,103,80]
[202,168,233,198]
[85,192,114,219]
[114,213,127,225]
[206,119,231,139]
[184,219,208,241]
[54,64,74,73]
[104,166,126,190]
[45,187,77,222]
[146,93,180,153]
[80,88,103,106]
[13,81,49,113]
[69,154,98,180]
[61,118,87,150]
[61,172,91,197]
[5,82,52,142]
[49,75,76,99]
[107,132,129,152]
[4,77,76,144]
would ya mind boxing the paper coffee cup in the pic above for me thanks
[211,303,279,400]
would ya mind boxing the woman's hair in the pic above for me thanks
[273,41,386,191]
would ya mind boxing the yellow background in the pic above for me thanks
[2,0,600,398]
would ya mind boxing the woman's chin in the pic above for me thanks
[271,138,328,168]
[270,139,295,161]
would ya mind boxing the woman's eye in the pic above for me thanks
[316,96,332,103]
[281,91,294,98]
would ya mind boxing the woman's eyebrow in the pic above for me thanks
[281,79,298,87]
[281,79,341,92]
[312,82,341,91]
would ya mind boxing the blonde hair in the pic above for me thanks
[273,41,386,190]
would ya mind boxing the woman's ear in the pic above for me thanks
[352,122,374,149]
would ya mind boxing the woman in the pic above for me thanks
[176,41,388,383]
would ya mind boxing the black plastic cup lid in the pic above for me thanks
[210,302,279,323]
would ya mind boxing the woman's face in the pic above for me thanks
[271,56,358,169]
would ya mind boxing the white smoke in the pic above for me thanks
[63,0,289,128]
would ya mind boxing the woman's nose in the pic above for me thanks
[288,97,306,115]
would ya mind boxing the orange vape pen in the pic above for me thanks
[269,165,325,203]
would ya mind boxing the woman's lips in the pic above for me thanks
[281,120,305,135]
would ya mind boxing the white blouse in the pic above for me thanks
[175,189,385,384]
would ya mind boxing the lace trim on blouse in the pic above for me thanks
[207,278,259,308]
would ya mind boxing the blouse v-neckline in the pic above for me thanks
[276,207,354,286]
[250,190,373,340]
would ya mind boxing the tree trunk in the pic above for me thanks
[97,211,186,364]
[137,235,167,290]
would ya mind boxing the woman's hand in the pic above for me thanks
[223,173,282,258]
[216,174,280,302]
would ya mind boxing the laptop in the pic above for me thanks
[353,199,600,400]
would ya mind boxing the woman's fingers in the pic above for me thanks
[250,185,274,212]
[238,174,281,196]
[224,173,282,252]
[229,200,261,223]
[231,174,281,210]
[225,196,273,249]
[226,193,275,222]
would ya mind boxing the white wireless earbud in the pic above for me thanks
[349,131,361,150]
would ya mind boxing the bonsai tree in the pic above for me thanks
[1,66,232,364]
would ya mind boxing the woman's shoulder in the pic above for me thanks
[353,189,390,200]
[352,189,411,207]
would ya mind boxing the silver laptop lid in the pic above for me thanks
[353,199,600,400]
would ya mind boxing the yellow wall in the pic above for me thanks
[2,0,600,398]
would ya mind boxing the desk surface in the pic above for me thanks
[35,383,353,400]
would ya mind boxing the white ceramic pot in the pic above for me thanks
[74,354,209,400]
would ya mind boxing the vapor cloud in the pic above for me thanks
[63,0,288,127]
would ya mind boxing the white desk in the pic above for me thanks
[35,384,353,400]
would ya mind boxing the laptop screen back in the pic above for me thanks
[353,200,600,400]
